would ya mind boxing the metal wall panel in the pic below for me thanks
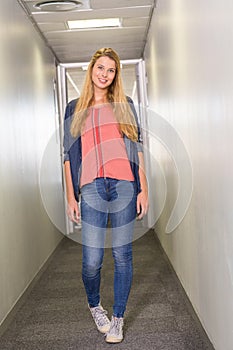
[0,0,64,325]
[144,1,233,349]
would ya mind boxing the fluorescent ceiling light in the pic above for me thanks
[67,18,121,30]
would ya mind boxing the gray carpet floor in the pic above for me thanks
[0,230,215,350]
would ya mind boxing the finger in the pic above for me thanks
[137,199,141,214]
[137,209,144,220]
[138,202,149,219]
[67,206,76,222]
[73,210,80,223]
[70,210,75,222]
[73,217,80,224]
[73,203,81,221]
[137,204,144,219]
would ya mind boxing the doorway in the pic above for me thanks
[56,59,148,236]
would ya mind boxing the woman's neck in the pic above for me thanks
[92,91,108,106]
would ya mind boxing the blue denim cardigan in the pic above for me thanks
[63,96,143,202]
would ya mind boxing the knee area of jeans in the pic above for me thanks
[112,246,132,262]
[82,263,102,277]
[113,256,133,269]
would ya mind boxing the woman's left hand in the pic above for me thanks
[137,190,149,220]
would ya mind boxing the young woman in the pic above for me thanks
[63,48,148,343]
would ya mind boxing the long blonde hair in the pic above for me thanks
[70,48,138,141]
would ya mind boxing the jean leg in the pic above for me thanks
[81,180,108,249]
[81,180,108,306]
[82,244,104,307]
[109,180,137,317]
[112,243,133,317]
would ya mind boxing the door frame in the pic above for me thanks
[56,59,148,235]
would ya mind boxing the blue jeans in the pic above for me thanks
[80,178,137,318]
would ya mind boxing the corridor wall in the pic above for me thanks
[0,1,64,326]
[144,1,233,349]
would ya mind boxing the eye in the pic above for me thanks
[109,69,115,74]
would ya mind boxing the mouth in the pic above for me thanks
[98,78,108,84]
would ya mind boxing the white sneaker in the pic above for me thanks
[105,316,124,343]
[89,304,111,334]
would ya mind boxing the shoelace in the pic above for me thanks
[92,307,108,326]
[109,317,123,335]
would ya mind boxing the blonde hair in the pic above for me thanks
[70,47,138,141]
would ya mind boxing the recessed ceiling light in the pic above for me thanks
[34,1,83,12]
[67,18,121,30]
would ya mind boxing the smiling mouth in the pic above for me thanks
[99,79,108,83]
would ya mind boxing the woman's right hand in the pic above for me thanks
[66,197,80,223]
[64,161,80,224]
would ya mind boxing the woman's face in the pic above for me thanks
[92,56,116,91]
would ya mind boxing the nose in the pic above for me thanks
[102,69,107,77]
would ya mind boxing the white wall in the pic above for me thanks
[0,0,65,325]
[144,1,233,349]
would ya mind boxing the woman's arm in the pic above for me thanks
[126,96,148,217]
[64,160,80,223]
[137,152,149,219]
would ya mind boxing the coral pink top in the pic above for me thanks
[80,104,134,187]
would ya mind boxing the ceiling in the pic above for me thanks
[19,0,156,64]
